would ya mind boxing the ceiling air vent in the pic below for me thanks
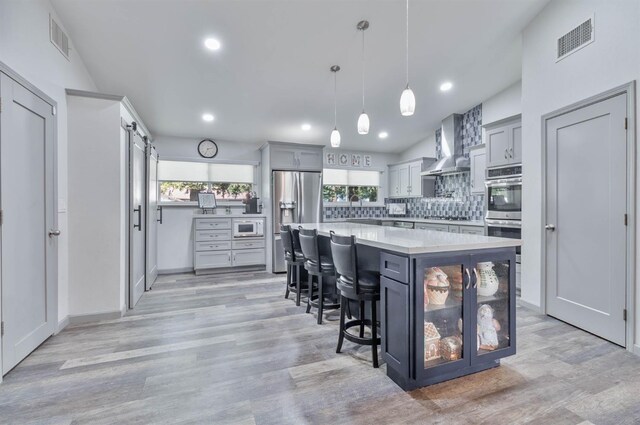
[49,15,70,60]
[556,16,594,62]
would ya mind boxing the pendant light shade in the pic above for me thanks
[330,128,341,147]
[357,20,370,135]
[400,85,416,116]
[357,112,370,134]
[400,0,416,116]
[330,65,341,148]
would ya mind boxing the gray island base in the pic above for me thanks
[295,223,520,390]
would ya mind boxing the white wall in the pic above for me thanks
[0,0,97,324]
[399,134,437,161]
[153,136,261,163]
[482,81,522,126]
[521,0,640,348]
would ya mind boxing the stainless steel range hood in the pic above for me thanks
[421,114,470,176]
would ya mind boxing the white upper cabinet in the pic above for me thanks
[469,144,486,195]
[269,143,323,171]
[484,115,522,168]
[387,158,436,198]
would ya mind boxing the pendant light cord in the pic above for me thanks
[406,0,409,85]
[362,27,366,110]
[334,71,337,128]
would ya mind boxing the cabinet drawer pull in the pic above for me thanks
[504,148,508,159]
[473,268,479,289]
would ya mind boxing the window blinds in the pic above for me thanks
[323,169,380,186]
[158,160,254,183]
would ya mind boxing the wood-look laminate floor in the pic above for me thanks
[1,272,639,425]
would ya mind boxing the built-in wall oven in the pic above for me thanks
[485,218,521,262]
[485,165,522,220]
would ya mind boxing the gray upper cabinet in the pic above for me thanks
[269,143,323,171]
[484,115,522,168]
[388,157,436,198]
[469,144,486,195]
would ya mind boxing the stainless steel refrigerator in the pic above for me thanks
[272,170,322,272]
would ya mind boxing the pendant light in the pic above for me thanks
[400,0,416,116]
[357,20,370,135]
[330,65,341,148]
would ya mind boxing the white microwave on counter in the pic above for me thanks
[232,218,264,238]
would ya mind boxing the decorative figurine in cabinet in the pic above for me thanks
[424,322,441,362]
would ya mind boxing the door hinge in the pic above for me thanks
[624,117,628,130]
[0,96,2,113]
[1,321,4,337]
[623,309,627,321]
[624,214,628,226]
[0,209,3,226]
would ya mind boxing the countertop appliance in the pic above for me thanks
[233,218,264,238]
[485,164,522,220]
[272,170,322,272]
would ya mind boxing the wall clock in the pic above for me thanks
[198,139,218,158]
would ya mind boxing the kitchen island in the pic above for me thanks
[295,222,521,390]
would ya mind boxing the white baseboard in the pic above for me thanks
[158,267,193,275]
[56,316,70,334]
[633,344,640,356]
[68,310,124,325]
[517,298,542,313]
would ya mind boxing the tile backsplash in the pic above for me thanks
[323,104,484,222]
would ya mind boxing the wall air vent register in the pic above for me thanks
[557,16,594,62]
[50,14,70,60]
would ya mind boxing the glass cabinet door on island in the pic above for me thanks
[416,256,471,378]
[470,254,516,362]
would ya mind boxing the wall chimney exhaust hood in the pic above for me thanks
[421,114,470,176]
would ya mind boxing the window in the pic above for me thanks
[158,160,254,203]
[323,169,381,204]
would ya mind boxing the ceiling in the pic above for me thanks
[51,0,548,153]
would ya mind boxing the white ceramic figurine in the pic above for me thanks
[477,304,501,351]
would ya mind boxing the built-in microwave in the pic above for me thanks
[233,218,264,238]
[485,165,522,220]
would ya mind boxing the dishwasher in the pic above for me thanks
[393,221,414,229]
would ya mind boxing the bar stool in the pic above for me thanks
[330,231,381,368]
[298,227,339,324]
[281,225,306,306]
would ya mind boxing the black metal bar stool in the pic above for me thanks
[281,224,306,306]
[330,231,381,368]
[298,227,339,324]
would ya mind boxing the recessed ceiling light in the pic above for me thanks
[204,38,221,51]
[378,131,389,139]
[202,113,214,122]
[301,123,311,131]
[440,81,453,92]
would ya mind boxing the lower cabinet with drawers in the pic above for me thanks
[414,222,484,236]
[193,216,266,274]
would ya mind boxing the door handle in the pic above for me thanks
[545,224,556,231]
[504,148,508,159]
[157,206,163,224]
[465,268,471,289]
[133,205,142,231]
[473,268,479,289]
[509,147,514,158]
[48,229,61,237]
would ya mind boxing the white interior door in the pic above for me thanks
[129,130,146,308]
[1,73,57,374]
[146,145,158,289]
[545,93,627,346]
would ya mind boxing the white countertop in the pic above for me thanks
[295,222,520,255]
[328,217,485,227]
[193,213,266,219]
